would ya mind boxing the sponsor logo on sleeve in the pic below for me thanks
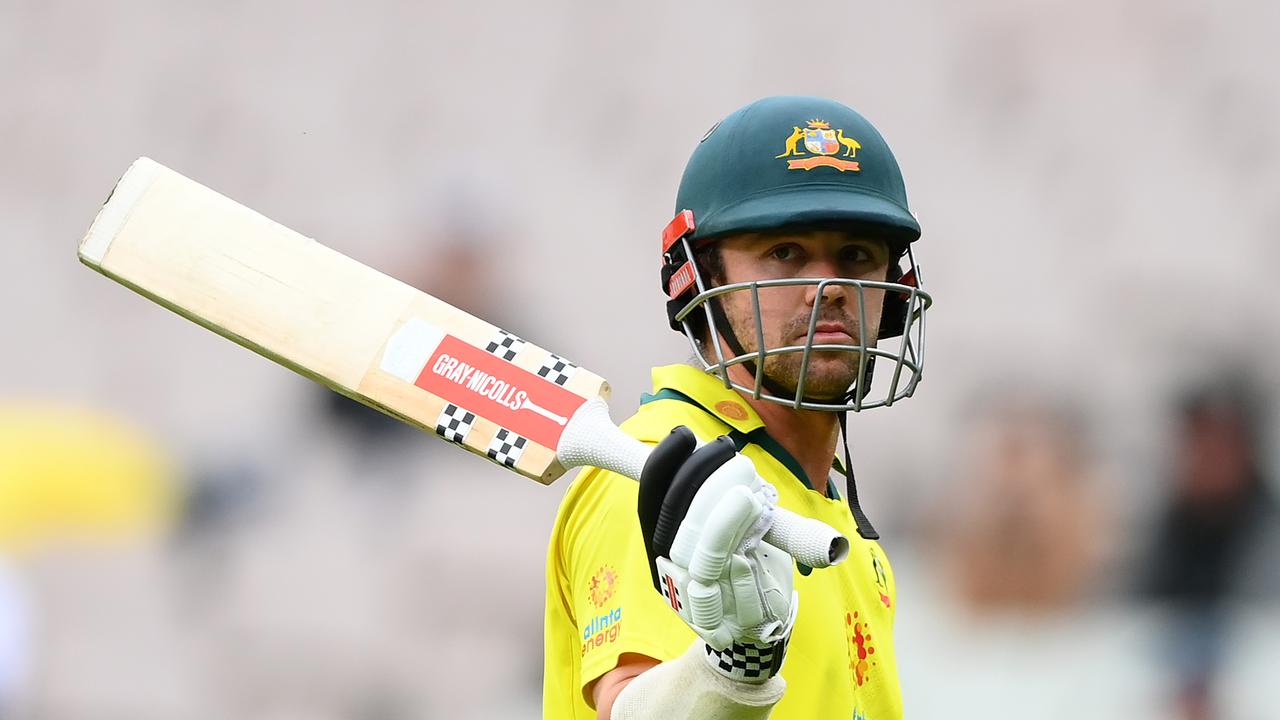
[582,565,623,656]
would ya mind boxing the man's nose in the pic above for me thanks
[803,276,848,309]
[798,260,849,308]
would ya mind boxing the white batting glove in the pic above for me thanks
[638,429,799,683]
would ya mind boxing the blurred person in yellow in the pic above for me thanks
[545,96,931,720]
[0,403,178,714]
[0,404,178,554]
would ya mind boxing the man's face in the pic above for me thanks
[709,229,893,401]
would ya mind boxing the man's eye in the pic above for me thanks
[770,245,798,261]
[839,246,874,264]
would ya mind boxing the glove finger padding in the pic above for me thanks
[681,484,761,643]
[674,457,763,576]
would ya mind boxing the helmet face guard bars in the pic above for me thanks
[671,239,932,413]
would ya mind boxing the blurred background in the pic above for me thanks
[2,0,1278,717]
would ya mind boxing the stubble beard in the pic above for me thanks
[720,300,871,402]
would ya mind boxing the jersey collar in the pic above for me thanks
[642,364,847,560]
[646,364,767,435]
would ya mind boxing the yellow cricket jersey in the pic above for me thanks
[544,364,901,720]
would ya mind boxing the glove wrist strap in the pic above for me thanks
[702,635,791,684]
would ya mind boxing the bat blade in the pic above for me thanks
[79,157,608,484]
[78,158,847,568]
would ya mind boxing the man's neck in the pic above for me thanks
[732,381,840,497]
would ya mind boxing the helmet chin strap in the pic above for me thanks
[706,297,795,400]
[838,404,879,540]
[707,294,880,539]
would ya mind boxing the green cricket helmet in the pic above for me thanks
[660,95,932,412]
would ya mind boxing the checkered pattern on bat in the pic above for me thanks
[435,403,476,443]
[486,428,528,468]
[704,635,789,682]
[484,330,527,362]
[537,353,578,386]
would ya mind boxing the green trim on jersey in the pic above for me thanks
[640,387,842,501]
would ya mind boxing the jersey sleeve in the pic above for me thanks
[557,465,696,695]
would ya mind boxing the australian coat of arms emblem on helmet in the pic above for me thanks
[775,119,861,172]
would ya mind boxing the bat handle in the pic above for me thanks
[559,397,849,569]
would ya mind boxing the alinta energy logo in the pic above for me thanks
[775,119,862,172]
[845,611,878,687]
[582,565,623,657]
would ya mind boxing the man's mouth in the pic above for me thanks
[802,321,857,345]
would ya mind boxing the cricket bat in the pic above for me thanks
[77,158,848,568]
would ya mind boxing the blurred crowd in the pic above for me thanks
[4,1,1280,718]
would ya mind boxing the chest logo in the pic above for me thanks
[870,548,891,609]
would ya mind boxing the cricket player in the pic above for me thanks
[544,95,930,719]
